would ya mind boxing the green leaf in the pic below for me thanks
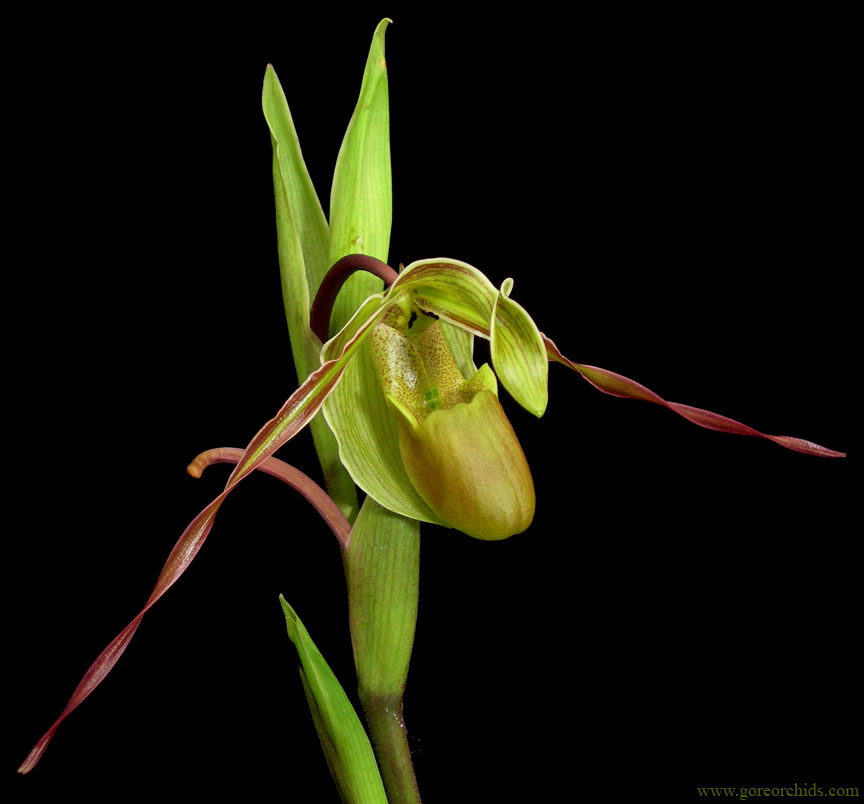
[320,21,471,527]
[328,18,393,336]
[263,64,360,523]
[262,64,330,327]
[297,669,354,804]
[280,597,388,804]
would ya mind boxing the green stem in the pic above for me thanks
[343,498,421,803]
[360,693,421,804]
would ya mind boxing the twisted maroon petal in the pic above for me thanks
[18,302,393,774]
[17,492,227,774]
[544,334,845,458]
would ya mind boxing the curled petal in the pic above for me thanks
[188,448,352,548]
[544,334,845,458]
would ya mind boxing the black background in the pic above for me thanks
[7,6,855,801]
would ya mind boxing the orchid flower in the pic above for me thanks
[18,18,845,802]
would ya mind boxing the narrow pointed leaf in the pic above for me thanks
[544,334,845,457]
[18,293,404,774]
[263,64,360,523]
[263,64,331,308]
[280,597,388,804]
[328,18,392,336]
[319,22,451,527]
[298,669,355,804]
[319,19,408,525]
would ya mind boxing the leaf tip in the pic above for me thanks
[279,594,300,643]
[528,398,548,418]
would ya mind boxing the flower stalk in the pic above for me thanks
[343,499,422,803]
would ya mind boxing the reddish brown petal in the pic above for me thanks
[17,494,225,774]
[18,302,394,773]
[543,334,845,458]
[187,447,351,548]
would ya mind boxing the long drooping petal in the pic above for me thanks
[387,260,843,457]
[388,259,842,457]
[18,293,402,774]
[543,334,845,458]
[387,259,845,457]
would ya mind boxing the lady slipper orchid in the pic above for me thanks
[337,270,535,540]
[17,16,846,802]
[17,246,843,772]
